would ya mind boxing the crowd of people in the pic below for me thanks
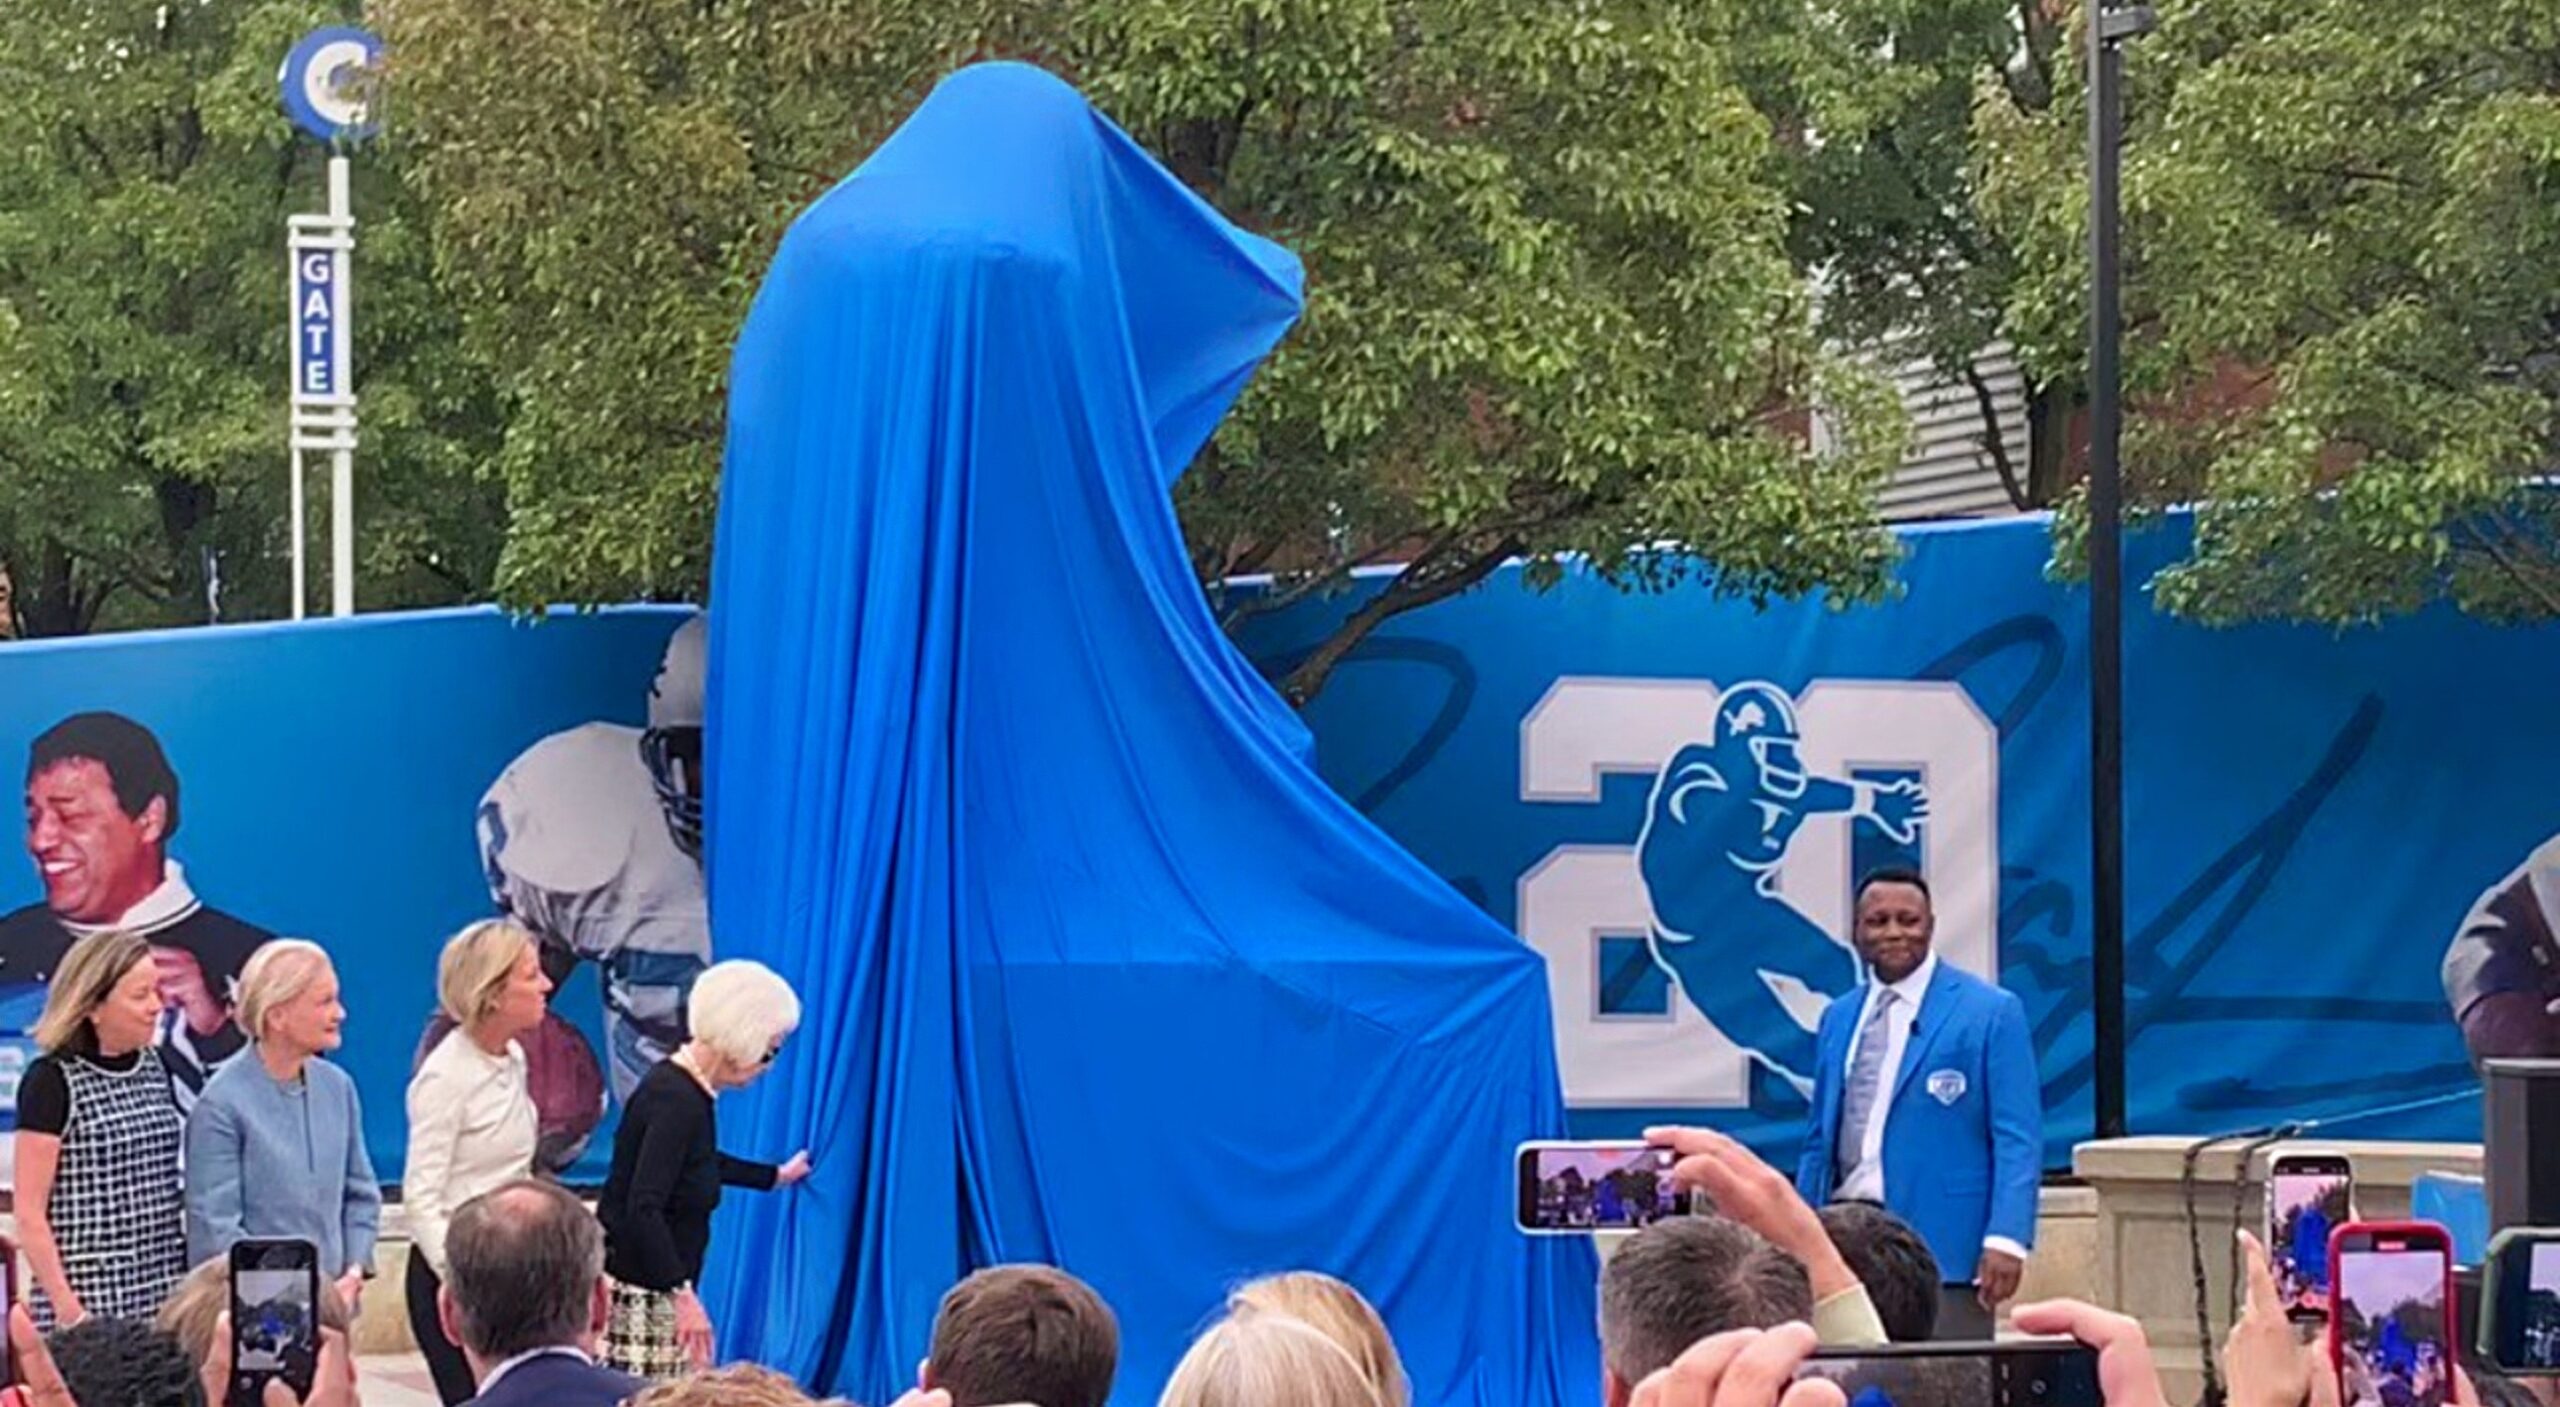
[0,866,2546,1407]
[0,1100,2520,1407]
[4,917,806,1407]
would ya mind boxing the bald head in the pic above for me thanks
[443,1179,606,1360]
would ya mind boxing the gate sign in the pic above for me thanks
[293,248,342,401]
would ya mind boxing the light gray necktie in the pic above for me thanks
[1835,988,1899,1183]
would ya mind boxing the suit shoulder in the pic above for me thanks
[0,905,71,973]
[171,906,275,980]
[1937,964,2019,1007]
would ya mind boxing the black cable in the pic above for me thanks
[2184,1127,2286,1407]
[2168,1088,2475,1407]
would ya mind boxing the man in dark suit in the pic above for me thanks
[1795,868,2042,1339]
[437,1180,641,1407]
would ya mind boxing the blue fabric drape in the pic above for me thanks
[701,62,1595,1406]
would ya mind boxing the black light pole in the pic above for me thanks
[2088,0,2152,1143]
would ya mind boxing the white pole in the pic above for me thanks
[290,448,307,619]
[328,154,355,618]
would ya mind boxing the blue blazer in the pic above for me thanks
[1794,962,2042,1284]
[465,1352,643,1407]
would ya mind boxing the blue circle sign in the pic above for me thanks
[279,27,384,143]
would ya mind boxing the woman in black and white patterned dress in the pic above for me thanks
[12,930,188,1329]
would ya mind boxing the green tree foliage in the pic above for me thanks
[0,0,504,637]
[1980,0,2560,622]
[384,0,1908,701]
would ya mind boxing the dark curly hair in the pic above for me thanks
[46,1316,204,1407]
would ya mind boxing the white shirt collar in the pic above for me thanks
[478,1344,593,1394]
[60,859,199,937]
[1877,950,1938,1009]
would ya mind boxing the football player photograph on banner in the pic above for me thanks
[0,606,698,1184]
[1234,511,2560,1162]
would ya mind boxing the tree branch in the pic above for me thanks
[2456,516,2560,617]
[1962,358,2034,509]
[1277,534,1522,705]
[1218,532,1430,630]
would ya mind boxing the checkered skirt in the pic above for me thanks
[603,1279,691,1381]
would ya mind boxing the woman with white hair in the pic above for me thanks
[597,958,812,1379]
[183,939,381,1312]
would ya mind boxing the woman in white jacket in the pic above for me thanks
[404,919,552,1405]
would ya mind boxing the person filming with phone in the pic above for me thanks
[1793,868,2043,1339]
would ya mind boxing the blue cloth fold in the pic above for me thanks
[699,61,1594,1407]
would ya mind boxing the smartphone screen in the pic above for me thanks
[229,1240,319,1405]
[2483,1232,2560,1373]
[2332,1225,2454,1407]
[2270,1157,2353,1319]
[1800,1341,2103,1407]
[1515,1141,1688,1233]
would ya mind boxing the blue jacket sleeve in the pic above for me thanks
[184,1082,248,1265]
[339,1072,383,1274]
[1795,1005,1839,1204]
[1983,991,2043,1249]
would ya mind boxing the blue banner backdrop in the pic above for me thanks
[0,606,693,1183]
[1233,513,2550,1166]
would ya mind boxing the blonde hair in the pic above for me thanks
[436,919,536,1027]
[628,1364,825,1407]
[34,930,153,1053]
[1230,1274,1408,1407]
[156,1256,352,1372]
[1159,1306,1381,1407]
[236,940,336,1046]
[686,960,801,1069]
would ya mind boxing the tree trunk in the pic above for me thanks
[1277,538,1521,706]
[4,540,108,638]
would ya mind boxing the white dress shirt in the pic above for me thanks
[1833,952,2028,1265]
[403,1028,538,1276]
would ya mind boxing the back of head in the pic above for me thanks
[1230,1272,1408,1407]
[1600,1217,1813,1385]
[445,1179,604,1360]
[928,1264,1119,1407]
[1159,1306,1382,1407]
[1816,1202,1940,1342]
[159,1256,353,1372]
[48,1316,203,1407]
[629,1364,819,1407]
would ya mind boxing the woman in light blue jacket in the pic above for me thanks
[184,939,380,1312]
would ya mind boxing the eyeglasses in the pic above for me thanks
[759,1041,784,1067]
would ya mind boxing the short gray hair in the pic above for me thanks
[1159,1306,1380,1407]
[236,940,335,1046]
[444,1180,603,1359]
[1599,1218,1812,1385]
[686,960,801,1068]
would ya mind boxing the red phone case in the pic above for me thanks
[2327,1220,2456,1401]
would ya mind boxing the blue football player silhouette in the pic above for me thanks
[1635,682,1929,1088]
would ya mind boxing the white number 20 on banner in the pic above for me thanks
[1516,677,2000,1108]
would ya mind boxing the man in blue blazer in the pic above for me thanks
[1796,867,2042,1338]
[439,1180,643,1407]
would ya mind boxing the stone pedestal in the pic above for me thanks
[2074,1136,2482,1406]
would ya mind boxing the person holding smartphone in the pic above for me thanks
[12,930,188,1331]
[596,960,811,1380]
[184,941,381,1316]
